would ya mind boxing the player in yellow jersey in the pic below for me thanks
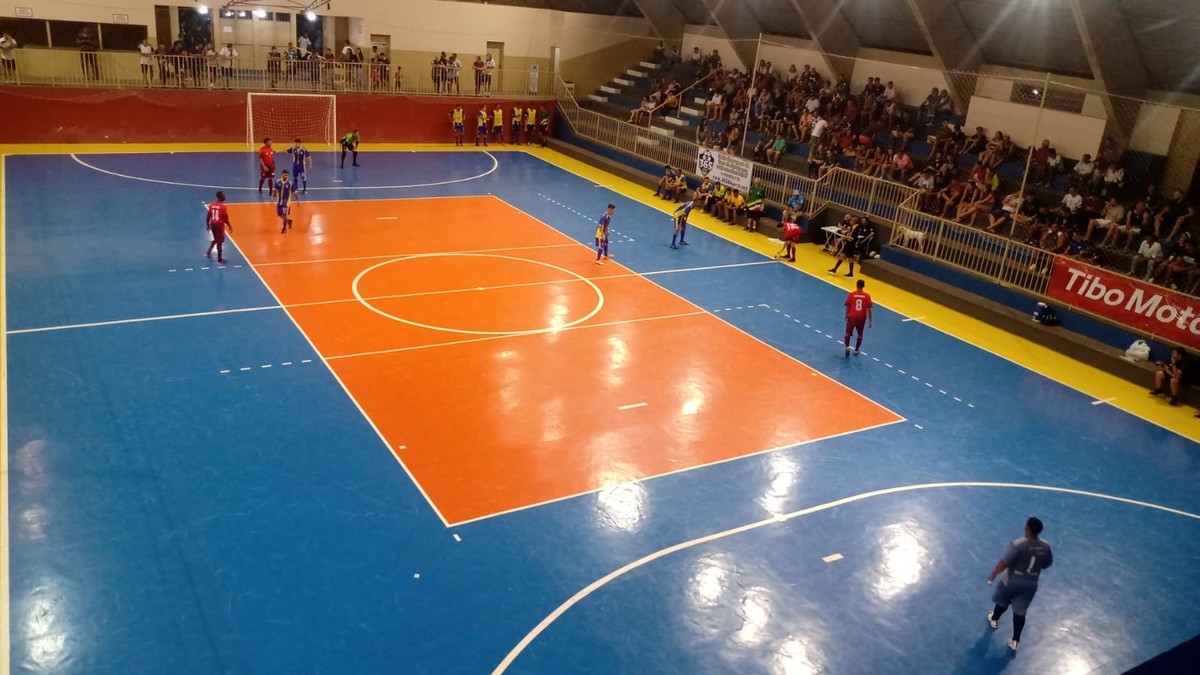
[475,106,489,147]
[492,104,504,144]
[524,106,536,145]
[511,105,523,144]
[450,104,465,146]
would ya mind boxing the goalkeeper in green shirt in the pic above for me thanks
[340,129,360,168]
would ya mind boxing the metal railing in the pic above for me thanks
[0,49,554,98]
[892,193,1052,295]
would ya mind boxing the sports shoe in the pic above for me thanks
[844,347,851,357]
[680,241,689,245]
[1169,396,1179,406]
[1149,388,1165,396]
[217,258,227,264]
[670,244,678,249]
[854,350,861,357]
[844,272,854,277]
[827,268,837,274]
[595,260,605,265]
[1006,639,1019,651]
[987,612,998,629]
[205,252,212,259]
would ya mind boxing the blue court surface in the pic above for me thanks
[4,149,1200,674]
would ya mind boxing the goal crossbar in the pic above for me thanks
[247,93,337,149]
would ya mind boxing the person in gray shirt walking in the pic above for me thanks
[987,517,1053,651]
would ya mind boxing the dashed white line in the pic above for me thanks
[914,424,924,430]
[239,367,251,372]
[301,359,313,363]
[872,357,880,362]
[953,396,962,402]
[898,369,907,374]
[218,369,230,374]
[884,363,893,368]
[822,553,844,563]
[282,362,292,366]
[938,389,947,395]
[453,534,462,542]
[261,364,272,369]
[924,382,933,388]
[902,317,925,322]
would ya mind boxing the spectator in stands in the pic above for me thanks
[1103,200,1152,250]
[1152,234,1196,289]
[957,180,996,226]
[976,131,1006,170]
[689,46,702,65]
[266,45,282,88]
[809,114,828,152]
[201,43,217,88]
[986,190,1025,234]
[936,176,968,218]
[1150,347,1190,406]
[882,80,897,102]
[76,26,100,80]
[929,121,957,157]
[1155,189,1195,240]
[766,134,788,166]
[394,64,404,91]
[962,126,988,155]
[1029,140,1054,186]
[1097,135,1124,170]
[217,43,237,88]
[472,55,485,95]
[889,112,916,152]
[652,41,666,63]
[1065,230,1089,257]
[1128,233,1163,280]
[1070,153,1099,192]
[0,32,17,81]
[1100,161,1125,197]
[918,87,941,125]
[884,149,914,183]
[706,90,726,121]
[1044,148,1063,185]
[1060,186,1083,222]
[696,177,715,212]
[1084,197,1126,242]
[628,97,654,124]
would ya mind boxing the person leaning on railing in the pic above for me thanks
[76,26,100,81]
[0,32,18,81]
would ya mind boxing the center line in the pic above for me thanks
[617,402,648,411]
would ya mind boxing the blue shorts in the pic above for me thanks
[276,203,290,217]
[454,123,464,132]
[291,166,305,177]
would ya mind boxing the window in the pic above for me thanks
[275,13,291,22]
[0,16,49,47]
[48,21,95,49]
[99,22,148,51]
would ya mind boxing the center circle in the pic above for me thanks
[351,253,606,336]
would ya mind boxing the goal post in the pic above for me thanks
[246,93,337,149]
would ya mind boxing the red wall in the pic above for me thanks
[0,86,555,144]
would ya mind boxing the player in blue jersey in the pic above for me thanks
[595,203,615,265]
[286,138,312,194]
[274,170,296,233]
[671,196,694,249]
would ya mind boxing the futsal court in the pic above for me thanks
[3,146,1199,674]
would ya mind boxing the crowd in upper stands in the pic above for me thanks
[626,44,1198,297]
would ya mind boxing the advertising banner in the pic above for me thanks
[695,146,752,192]
[1047,258,1200,349]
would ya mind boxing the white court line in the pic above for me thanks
[617,402,648,410]
[452,417,905,528]
[642,260,775,277]
[253,242,578,268]
[376,216,398,220]
[1092,397,1117,406]
[490,481,1200,674]
[6,305,281,335]
[1,152,12,675]
[822,553,844,563]
[70,150,499,191]
[327,311,707,361]
[229,230,453,527]
[901,316,925,322]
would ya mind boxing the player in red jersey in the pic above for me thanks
[844,278,873,357]
[257,137,275,196]
[205,191,233,264]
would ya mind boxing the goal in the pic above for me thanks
[246,93,337,149]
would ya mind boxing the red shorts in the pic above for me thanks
[846,317,866,335]
[261,166,275,178]
[210,226,226,243]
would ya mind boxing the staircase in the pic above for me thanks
[580,59,709,139]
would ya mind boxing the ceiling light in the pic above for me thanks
[197,4,209,15]
[305,10,317,20]
[252,9,267,18]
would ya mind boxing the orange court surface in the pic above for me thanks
[230,195,904,525]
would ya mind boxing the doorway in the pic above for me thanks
[486,41,504,94]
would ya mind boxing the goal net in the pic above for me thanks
[246,93,337,149]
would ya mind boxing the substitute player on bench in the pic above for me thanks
[843,279,872,357]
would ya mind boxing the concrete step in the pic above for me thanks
[639,61,660,69]
[626,69,647,78]
[613,77,634,86]
[636,136,661,147]
[599,85,621,94]
[663,116,690,127]
[694,96,707,105]
[587,94,609,103]
[679,105,702,117]
[648,126,675,137]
